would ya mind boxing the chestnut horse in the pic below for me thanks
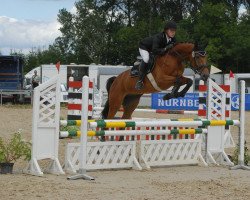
[102,42,210,119]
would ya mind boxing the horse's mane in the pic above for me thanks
[173,42,194,47]
[167,42,194,57]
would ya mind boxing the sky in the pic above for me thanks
[0,0,76,55]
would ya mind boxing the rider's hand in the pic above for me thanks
[165,43,174,50]
[160,43,174,55]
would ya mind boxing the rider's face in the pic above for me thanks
[166,29,176,38]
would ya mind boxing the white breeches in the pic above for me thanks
[139,48,149,63]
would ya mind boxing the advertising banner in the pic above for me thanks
[151,93,250,111]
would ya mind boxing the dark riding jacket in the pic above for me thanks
[139,32,176,55]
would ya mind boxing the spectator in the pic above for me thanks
[31,70,40,89]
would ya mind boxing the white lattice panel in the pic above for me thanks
[65,141,139,172]
[38,82,57,126]
[140,139,202,167]
[206,79,233,166]
[27,75,64,176]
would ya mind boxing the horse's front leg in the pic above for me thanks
[163,76,193,100]
[162,78,181,100]
[175,77,193,97]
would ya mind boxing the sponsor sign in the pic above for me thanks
[151,93,250,110]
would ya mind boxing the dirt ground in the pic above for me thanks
[0,105,249,200]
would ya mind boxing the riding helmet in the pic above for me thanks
[164,21,177,30]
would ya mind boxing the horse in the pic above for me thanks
[102,42,210,119]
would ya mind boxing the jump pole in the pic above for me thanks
[94,107,198,115]
[231,80,250,170]
[67,76,95,180]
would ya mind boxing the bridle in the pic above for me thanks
[190,51,210,76]
[170,48,209,76]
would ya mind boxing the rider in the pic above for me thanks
[135,21,177,90]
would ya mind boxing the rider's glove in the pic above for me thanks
[159,43,174,55]
[164,43,174,51]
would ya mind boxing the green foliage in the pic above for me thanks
[60,125,79,133]
[189,2,250,72]
[0,132,31,163]
[176,17,194,42]
[113,21,150,64]
[232,141,250,165]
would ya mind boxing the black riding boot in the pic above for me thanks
[135,61,147,90]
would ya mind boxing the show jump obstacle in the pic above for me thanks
[63,76,235,149]
[27,75,249,177]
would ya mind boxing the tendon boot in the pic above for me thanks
[135,61,147,90]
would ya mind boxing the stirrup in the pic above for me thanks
[135,81,144,90]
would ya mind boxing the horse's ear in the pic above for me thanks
[203,41,208,49]
[194,41,199,51]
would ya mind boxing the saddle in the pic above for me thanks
[130,54,156,77]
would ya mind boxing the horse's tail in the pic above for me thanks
[101,76,116,119]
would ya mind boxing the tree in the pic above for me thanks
[21,0,250,73]
[56,8,76,63]
[192,3,243,72]
[234,13,250,72]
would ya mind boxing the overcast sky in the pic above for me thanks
[0,0,76,55]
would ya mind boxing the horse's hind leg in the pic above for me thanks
[122,94,142,119]
[107,92,125,119]
[118,94,142,141]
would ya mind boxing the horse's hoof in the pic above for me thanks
[100,136,106,142]
[163,94,172,100]
[178,93,186,98]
